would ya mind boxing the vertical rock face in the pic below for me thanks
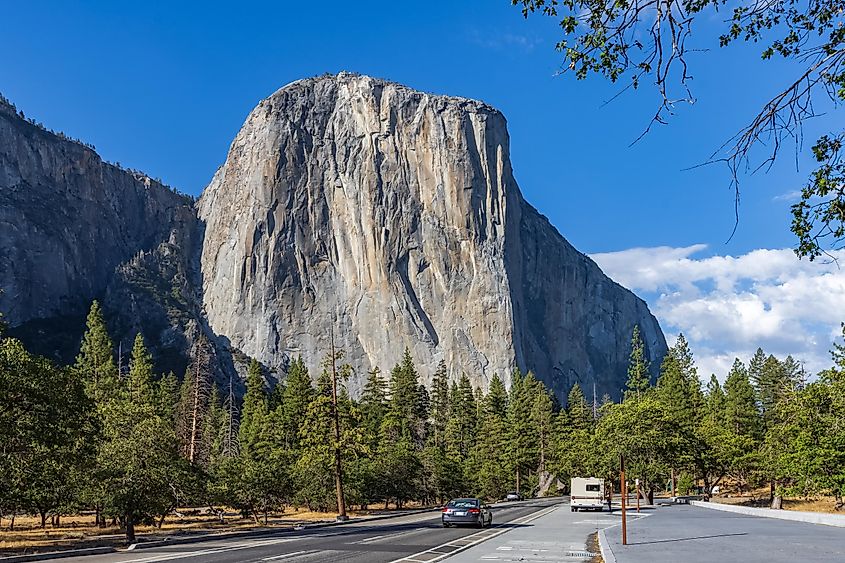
[0,97,210,375]
[198,73,666,398]
[0,99,192,327]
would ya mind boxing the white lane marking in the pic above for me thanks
[261,550,310,561]
[353,534,387,544]
[389,504,562,563]
[120,537,301,562]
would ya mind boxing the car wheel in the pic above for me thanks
[442,522,450,528]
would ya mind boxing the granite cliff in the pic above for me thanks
[197,73,666,398]
[0,75,666,400]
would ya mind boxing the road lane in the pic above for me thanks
[54,498,566,563]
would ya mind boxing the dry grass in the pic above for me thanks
[711,484,843,514]
[0,507,377,555]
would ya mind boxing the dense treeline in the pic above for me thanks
[553,327,845,511]
[1,302,843,541]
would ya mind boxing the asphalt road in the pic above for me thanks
[602,502,845,563]
[55,498,566,563]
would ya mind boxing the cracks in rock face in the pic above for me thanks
[395,249,439,346]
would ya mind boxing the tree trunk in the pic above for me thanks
[515,467,521,494]
[647,486,654,505]
[384,499,389,510]
[125,514,136,543]
[264,509,268,526]
[40,510,47,528]
[10,512,15,531]
[158,513,167,528]
[769,481,775,503]
[834,495,843,511]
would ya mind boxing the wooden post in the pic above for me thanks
[621,454,627,546]
[636,478,640,513]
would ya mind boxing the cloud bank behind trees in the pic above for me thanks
[592,245,845,381]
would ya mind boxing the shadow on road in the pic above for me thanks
[629,532,748,545]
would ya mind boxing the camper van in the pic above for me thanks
[570,477,605,511]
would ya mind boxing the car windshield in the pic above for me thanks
[447,499,478,508]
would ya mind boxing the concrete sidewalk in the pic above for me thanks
[446,502,644,562]
[600,503,845,563]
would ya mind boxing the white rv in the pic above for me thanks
[570,477,605,511]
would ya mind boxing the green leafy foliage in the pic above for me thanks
[514,0,845,257]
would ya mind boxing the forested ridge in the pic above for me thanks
[1,302,843,542]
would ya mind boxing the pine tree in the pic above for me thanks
[430,360,450,449]
[625,325,651,401]
[748,348,767,413]
[278,357,313,450]
[128,333,155,403]
[470,384,511,500]
[506,369,538,494]
[657,354,693,429]
[176,339,212,464]
[444,374,478,461]
[239,359,269,454]
[155,371,179,424]
[704,374,725,422]
[360,367,387,447]
[383,349,425,445]
[531,386,554,475]
[485,375,508,418]
[75,301,118,403]
[204,383,226,466]
[723,359,760,439]
[221,374,240,458]
[566,383,591,430]
[754,354,799,424]
[97,333,186,541]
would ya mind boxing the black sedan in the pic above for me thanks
[441,498,493,528]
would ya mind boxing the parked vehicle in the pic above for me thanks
[505,491,523,501]
[441,498,493,528]
[570,477,605,512]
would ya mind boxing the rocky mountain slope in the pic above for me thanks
[1,75,666,401]
[0,96,216,378]
[197,73,666,398]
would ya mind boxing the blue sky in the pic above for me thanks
[3,1,841,378]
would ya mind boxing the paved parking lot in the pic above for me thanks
[446,503,645,562]
[601,503,845,563]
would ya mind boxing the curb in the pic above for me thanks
[690,500,845,528]
[126,506,442,550]
[597,527,616,563]
[0,547,116,563]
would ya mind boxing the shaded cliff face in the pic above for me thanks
[0,98,213,377]
[0,100,192,326]
[198,73,667,398]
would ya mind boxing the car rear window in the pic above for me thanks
[586,484,601,492]
[447,499,478,508]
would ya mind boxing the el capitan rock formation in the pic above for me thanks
[0,74,666,400]
[196,73,666,398]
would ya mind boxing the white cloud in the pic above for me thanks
[772,190,802,202]
[591,245,845,381]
